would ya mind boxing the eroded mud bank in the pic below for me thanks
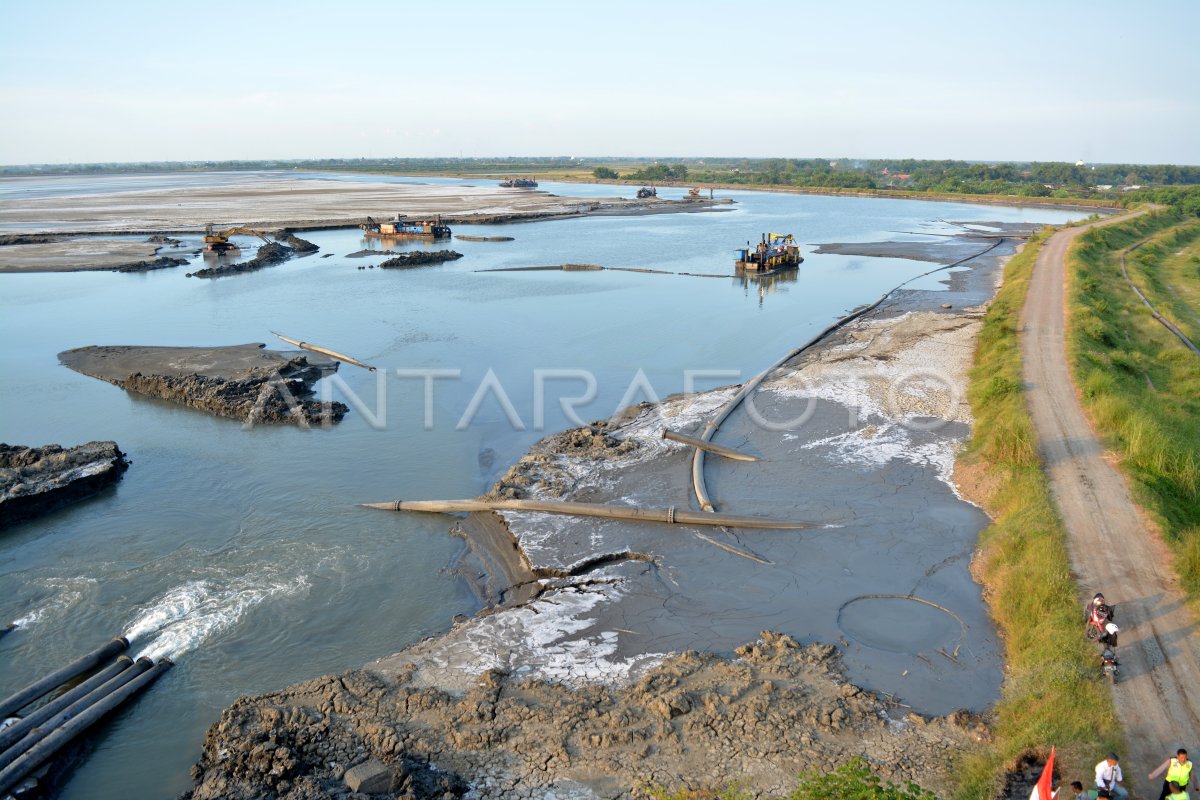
[59,344,347,426]
[0,441,128,528]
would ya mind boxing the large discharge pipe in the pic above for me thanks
[0,658,172,795]
[0,657,151,773]
[0,657,132,753]
[0,636,127,719]
[363,498,815,529]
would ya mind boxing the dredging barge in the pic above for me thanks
[498,178,538,188]
[736,233,803,274]
[359,215,451,239]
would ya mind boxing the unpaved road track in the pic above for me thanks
[1022,212,1200,797]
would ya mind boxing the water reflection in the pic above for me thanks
[734,268,798,306]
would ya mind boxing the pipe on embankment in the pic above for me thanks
[0,657,151,773]
[0,658,172,795]
[661,429,760,462]
[363,498,814,529]
[691,238,1005,512]
[0,657,132,753]
[0,637,127,720]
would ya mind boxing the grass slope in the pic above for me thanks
[953,229,1122,798]
[1067,213,1200,595]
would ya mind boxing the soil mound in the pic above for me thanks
[188,242,294,278]
[184,632,984,800]
[378,251,462,269]
[0,441,128,528]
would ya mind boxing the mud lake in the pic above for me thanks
[0,173,1089,798]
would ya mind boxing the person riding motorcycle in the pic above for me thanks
[1086,593,1119,647]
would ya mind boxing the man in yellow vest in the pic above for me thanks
[1150,749,1196,800]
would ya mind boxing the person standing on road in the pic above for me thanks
[1150,749,1197,800]
[1096,753,1129,800]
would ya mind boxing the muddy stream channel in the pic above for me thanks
[0,174,1088,798]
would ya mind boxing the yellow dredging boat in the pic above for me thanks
[735,233,803,274]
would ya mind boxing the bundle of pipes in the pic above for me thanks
[0,637,173,795]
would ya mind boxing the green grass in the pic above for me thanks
[1067,213,1200,596]
[952,231,1123,799]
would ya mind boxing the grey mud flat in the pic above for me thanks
[184,235,1024,799]
[59,344,347,427]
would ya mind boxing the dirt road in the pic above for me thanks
[1022,212,1200,797]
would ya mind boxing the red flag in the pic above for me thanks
[1030,747,1056,800]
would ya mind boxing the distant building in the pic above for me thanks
[1094,184,1113,191]
[1075,160,1086,167]
[1122,184,1143,191]
[829,161,839,168]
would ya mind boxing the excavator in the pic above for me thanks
[202,223,272,254]
[685,187,713,199]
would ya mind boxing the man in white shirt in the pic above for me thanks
[1096,753,1129,800]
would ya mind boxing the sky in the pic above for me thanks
[1,0,1197,166]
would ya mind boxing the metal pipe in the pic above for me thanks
[0,623,13,640]
[0,636,127,720]
[0,657,132,753]
[0,657,150,772]
[362,498,815,530]
[0,659,172,796]
[272,332,376,371]
[661,429,760,462]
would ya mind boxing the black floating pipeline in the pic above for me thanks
[0,657,132,753]
[0,657,151,773]
[0,658,173,795]
[0,636,128,720]
[0,623,14,640]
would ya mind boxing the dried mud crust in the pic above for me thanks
[0,441,128,528]
[184,633,987,800]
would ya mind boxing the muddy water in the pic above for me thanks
[0,174,1086,799]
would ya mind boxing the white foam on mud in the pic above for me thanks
[437,583,665,685]
[126,574,309,661]
[11,575,97,628]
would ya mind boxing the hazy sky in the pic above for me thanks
[2,0,1196,165]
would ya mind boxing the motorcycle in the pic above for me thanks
[1101,645,1119,684]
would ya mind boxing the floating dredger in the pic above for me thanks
[498,178,538,188]
[359,214,451,239]
[735,233,803,274]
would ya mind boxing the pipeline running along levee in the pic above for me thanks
[690,238,1005,513]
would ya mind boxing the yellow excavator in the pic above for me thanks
[685,187,713,199]
[203,224,272,254]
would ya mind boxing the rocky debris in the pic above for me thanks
[0,234,57,246]
[117,357,347,426]
[0,441,128,528]
[276,230,320,254]
[113,255,188,273]
[146,235,184,246]
[187,242,294,278]
[378,251,463,269]
[454,235,514,242]
[487,421,638,500]
[184,632,977,800]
